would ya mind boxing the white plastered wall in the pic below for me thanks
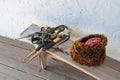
[0,0,120,61]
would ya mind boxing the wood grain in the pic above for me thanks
[0,35,120,80]
[44,39,120,80]
[0,37,95,80]
[0,35,34,51]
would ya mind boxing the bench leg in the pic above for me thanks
[39,52,47,71]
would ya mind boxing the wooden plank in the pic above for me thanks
[0,35,34,51]
[105,57,120,72]
[0,71,18,80]
[0,42,95,80]
[1,35,120,80]
[47,49,120,80]
[0,63,45,80]
[46,58,96,80]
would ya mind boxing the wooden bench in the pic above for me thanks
[18,24,120,80]
[0,37,120,80]
[35,40,120,80]
[0,36,95,80]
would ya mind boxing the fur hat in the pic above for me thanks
[71,34,107,66]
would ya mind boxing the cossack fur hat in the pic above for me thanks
[71,34,107,66]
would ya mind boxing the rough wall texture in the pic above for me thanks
[0,0,120,61]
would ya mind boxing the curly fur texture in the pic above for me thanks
[71,34,107,66]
